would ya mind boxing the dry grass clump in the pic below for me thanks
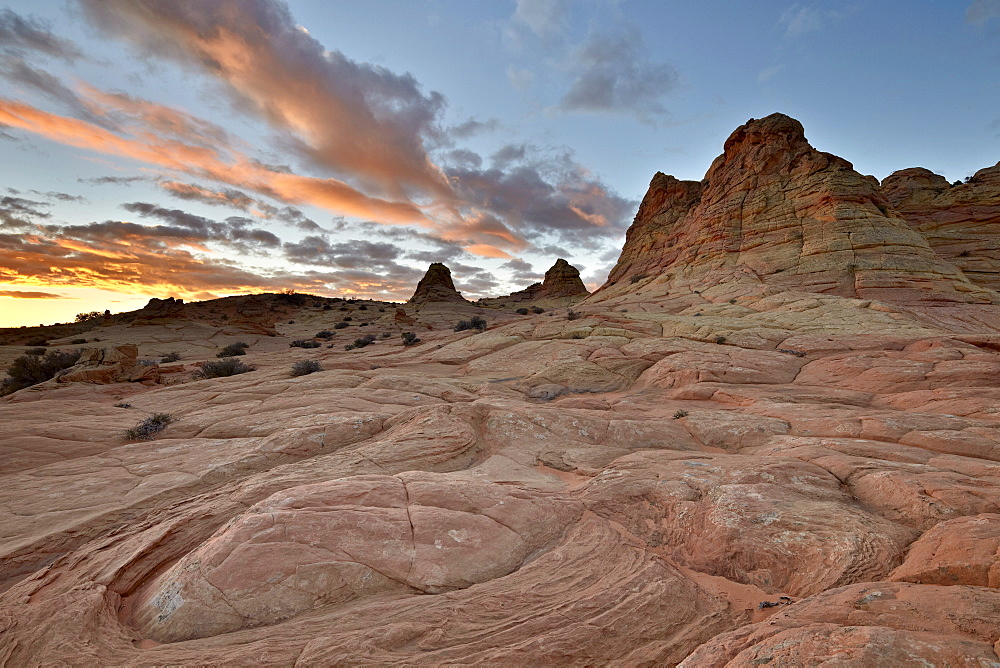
[216,342,249,357]
[124,413,174,441]
[193,357,256,379]
[291,360,322,376]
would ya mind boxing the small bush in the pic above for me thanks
[343,316,352,322]
[673,410,689,419]
[75,311,103,322]
[161,352,182,363]
[70,338,88,344]
[359,322,369,327]
[1,349,82,395]
[339,307,349,311]
[24,337,48,347]
[25,347,47,356]
[193,357,256,379]
[316,330,334,339]
[353,334,377,348]
[291,360,322,376]
[454,320,471,332]
[729,298,737,304]
[113,401,132,408]
[567,310,580,321]
[358,305,368,310]
[344,344,355,350]
[290,340,321,348]
[531,306,545,314]
[454,316,487,332]
[217,342,249,357]
[715,335,727,344]
[401,331,420,346]
[124,413,174,441]
[323,303,332,311]
[378,308,386,312]
[516,308,529,315]
[334,321,349,329]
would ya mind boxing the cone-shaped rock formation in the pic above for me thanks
[601,113,996,304]
[498,258,590,304]
[408,263,468,305]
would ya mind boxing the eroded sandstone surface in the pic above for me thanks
[2,114,999,665]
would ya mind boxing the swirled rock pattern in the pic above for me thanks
[2,114,1000,665]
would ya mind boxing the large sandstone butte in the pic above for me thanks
[2,114,1000,665]
[479,258,590,308]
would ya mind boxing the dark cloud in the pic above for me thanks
[159,181,257,211]
[29,189,85,203]
[0,195,49,229]
[0,55,110,126]
[0,9,83,61]
[0,289,66,299]
[116,202,281,250]
[446,118,500,140]
[78,175,146,185]
[558,27,679,122]
[283,236,404,270]
[500,258,541,283]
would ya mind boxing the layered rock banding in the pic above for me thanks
[600,113,996,305]
[2,113,1000,665]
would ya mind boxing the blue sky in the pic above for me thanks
[1,0,998,327]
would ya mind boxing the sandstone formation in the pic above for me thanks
[882,163,1000,292]
[598,113,997,305]
[408,262,468,305]
[492,258,590,306]
[132,297,186,323]
[2,114,1000,665]
[54,344,159,384]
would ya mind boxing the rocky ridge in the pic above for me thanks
[1,114,999,666]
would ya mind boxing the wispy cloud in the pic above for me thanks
[780,4,823,36]
[967,0,1000,24]
[0,289,66,299]
[557,27,679,123]
[0,9,83,61]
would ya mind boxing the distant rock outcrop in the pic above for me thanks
[228,296,278,336]
[408,263,467,305]
[481,259,589,306]
[55,344,159,384]
[599,113,996,304]
[881,164,1000,292]
[131,297,186,324]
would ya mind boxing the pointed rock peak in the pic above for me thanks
[408,263,467,305]
[541,259,589,298]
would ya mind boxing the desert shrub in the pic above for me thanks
[25,347,47,356]
[217,341,249,357]
[455,316,487,332]
[339,307,349,311]
[291,360,322,376]
[715,335,727,344]
[75,311,103,322]
[24,337,48,346]
[323,303,333,311]
[516,308,529,315]
[342,316,352,322]
[334,321,349,329]
[124,413,174,441]
[358,305,368,310]
[161,352,182,363]
[344,344,355,350]
[531,306,545,314]
[70,338,88,344]
[1,349,82,395]
[401,331,420,346]
[673,410,689,419]
[193,357,256,379]
[353,334,377,348]
[378,307,386,312]
[316,330,334,339]
[290,339,321,348]
[359,322,369,327]
[454,319,471,332]
[276,290,306,307]
[566,310,580,321]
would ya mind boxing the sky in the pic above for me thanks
[0,0,998,327]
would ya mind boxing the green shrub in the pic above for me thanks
[124,413,174,441]
[290,340,321,348]
[353,334,377,348]
[401,332,420,346]
[291,360,322,376]
[193,357,256,379]
[1,349,82,395]
[216,342,249,357]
